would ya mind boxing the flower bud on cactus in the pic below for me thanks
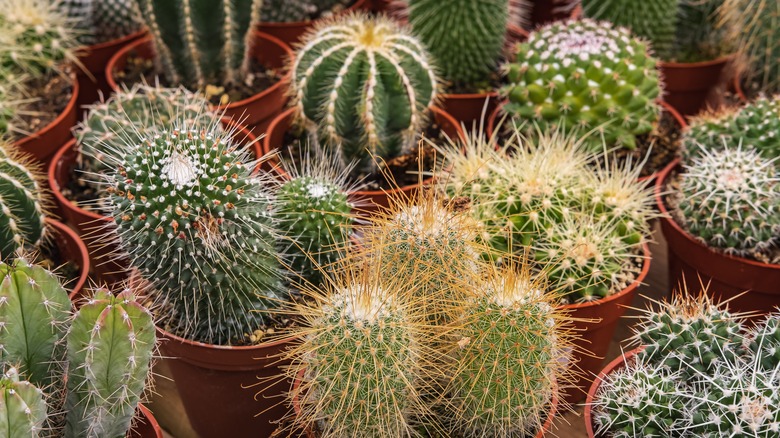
[0,367,47,437]
[408,0,509,85]
[746,313,780,372]
[502,19,662,152]
[592,357,687,438]
[291,14,438,173]
[64,287,155,438]
[0,143,47,259]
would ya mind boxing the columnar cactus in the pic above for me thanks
[291,14,438,173]
[747,313,780,372]
[105,119,284,345]
[59,0,143,45]
[408,0,509,85]
[0,367,47,437]
[132,0,264,89]
[0,143,47,259]
[261,0,344,23]
[502,19,662,152]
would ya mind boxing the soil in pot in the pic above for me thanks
[8,73,73,142]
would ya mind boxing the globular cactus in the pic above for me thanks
[582,0,679,59]
[684,96,780,159]
[133,0,263,90]
[0,367,47,437]
[58,0,143,45]
[291,14,438,173]
[105,118,285,345]
[672,145,780,259]
[746,312,780,372]
[0,143,47,259]
[261,0,344,23]
[502,19,662,152]
[408,0,509,85]
[64,287,155,438]
[591,357,687,438]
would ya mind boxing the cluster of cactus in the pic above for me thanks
[261,0,344,23]
[132,0,263,90]
[502,19,662,152]
[58,0,143,45]
[407,0,509,86]
[0,142,47,260]
[291,14,438,174]
[0,258,155,437]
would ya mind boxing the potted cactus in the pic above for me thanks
[105,0,293,134]
[257,0,370,46]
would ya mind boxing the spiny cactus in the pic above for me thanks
[105,118,285,345]
[675,0,729,61]
[408,0,509,85]
[591,356,687,438]
[0,367,47,437]
[582,0,679,59]
[672,145,780,259]
[746,312,780,372]
[59,0,143,45]
[0,143,47,259]
[133,0,263,89]
[0,78,29,137]
[261,0,344,23]
[502,19,662,152]
[684,95,780,159]
[291,14,438,173]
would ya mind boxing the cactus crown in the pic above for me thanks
[291,13,439,174]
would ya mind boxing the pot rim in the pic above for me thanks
[15,72,79,148]
[79,29,148,56]
[658,53,735,70]
[155,323,293,352]
[46,217,90,299]
[135,404,163,438]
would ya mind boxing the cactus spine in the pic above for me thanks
[291,14,438,173]
[747,313,780,372]
[0,367,47,437]
[0,143,47,259]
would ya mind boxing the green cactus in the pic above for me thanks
[592,357,687,438]
[408,0,509,85]
[672,145,779,259]
[291,14,438,174]
[59,0,142,45]
[0,367,47,438]
[260,0,344,23]
[582,0,679,59]
[106,119,285,345]
[64,287,155,438]
[684,96,780,159]
[132,0,263,90]
[747,313,780,372]
[675,0,729,62]
[0,79,26,137]
[502,19,662,152]
[0,143,47,259]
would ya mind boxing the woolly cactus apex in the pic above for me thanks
[0,367,47,437]
[0,258,71,389]
[582,0,679,59]
[64,287,155,438]
[291,14,438,173]
[105,119,285,345]
[408,0,509,85]
[673,145,780,259]
[747,313,780,372]
[0,142,47,259]
[592,356,687,438]
[133,0,264,89]
[502,19,662,152]
[633,288,744,380]
[684,96,780,159]
[447,262,571,437]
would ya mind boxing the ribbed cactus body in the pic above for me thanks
[59,0,142,45]
[0,368,47,438]
[64,288,155,438]
[292,15,438,173]
[0,146,46,259]
[408,0,509,85]
[582,0,679,59]
[503,19,662,152]
[748,314,780,372]
[675,0,726,60]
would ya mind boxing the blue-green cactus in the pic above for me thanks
[0,367,47,437]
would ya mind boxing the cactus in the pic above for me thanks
[0,143,47,259]
[408,0,509,85]
[0,79,28,137]
[0,367,47,437]
[105,118,285,345]
[291,14,438,173]
[58,0,142,45]
[684,96,780,159]
[672,145,780,259]
[582,0,679,59]
[746,313,780,372]
[260,0,344,23]
[64,287,155,438]
[591,357,687,438]
[132,0,264,90]
[675,0,729,61]
[502,19,662,152]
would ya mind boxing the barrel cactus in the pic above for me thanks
[0,143,47,260]
[502,19,662,152]
[746,313,780,372]
[291,14,438,173]
[0,367,47,437]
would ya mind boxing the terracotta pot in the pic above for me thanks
[558,243,650,404]
[659,55,733,117]
[258,0,369,47]
[656,159,780,316]
[46,218,90,301]
[76,30,147,108]
[106,32,292,135]
[263,107,465,212]
[14,74,79,165]
[583,347,642,438]
[129,405,164,438]
[157,327,293,438]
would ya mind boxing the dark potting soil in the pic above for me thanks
[10,74,72,142]
[62,156,105,213]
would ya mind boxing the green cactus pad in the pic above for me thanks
[0,368,47,438]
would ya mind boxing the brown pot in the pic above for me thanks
[263,106,465,212]
[76,30,147,108]
[46,218,90,301]
[129,404,164,438]
[659,55,734,117]
[106,32,292,135]
[656,159,780,316]
[558,243,651,404]
[258,0,370,47]
[583,347,642,438]
[157,327,293,438]
[14,74,79,165]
